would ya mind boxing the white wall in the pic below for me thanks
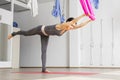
[14,0,69,67]
[0,25,2,60]
[68,0,120,67]
[0,24,8,61]
[78,0,120,67]
[69,0,83,67]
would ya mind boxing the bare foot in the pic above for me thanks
[8,34,13,39]
[42,70,50,73]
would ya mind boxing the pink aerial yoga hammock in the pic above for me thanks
[80,0,95,20]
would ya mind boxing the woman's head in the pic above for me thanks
[66,17,74,22]
[66,17,77,25]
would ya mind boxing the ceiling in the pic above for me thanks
[16,0,54,4]
[16,0,54,3]
[18,0,54,4]
[38,0,54,3]
[0,0,54,12]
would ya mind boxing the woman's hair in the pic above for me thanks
[66,17,77,24]
[66,17,74,22]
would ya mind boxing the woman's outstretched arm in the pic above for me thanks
[70,14,86,24]
[70,19,92,30]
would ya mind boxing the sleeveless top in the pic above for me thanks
[44,24,65,36]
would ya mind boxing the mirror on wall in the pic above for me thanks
[0,24,9,61]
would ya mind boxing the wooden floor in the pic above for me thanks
[0,68,120,80]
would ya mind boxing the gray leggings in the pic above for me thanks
[12,26,49,72]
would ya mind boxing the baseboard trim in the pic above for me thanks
[20,66,120,69]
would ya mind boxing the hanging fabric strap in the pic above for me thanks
[91,0,99,9]
[27,0,39,17]
[52,0,65,23]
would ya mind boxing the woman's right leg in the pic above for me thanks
[8,26,42,39]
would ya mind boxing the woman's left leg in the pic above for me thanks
[40,35,49,72]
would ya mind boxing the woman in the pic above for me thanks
[8,14,92,72]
